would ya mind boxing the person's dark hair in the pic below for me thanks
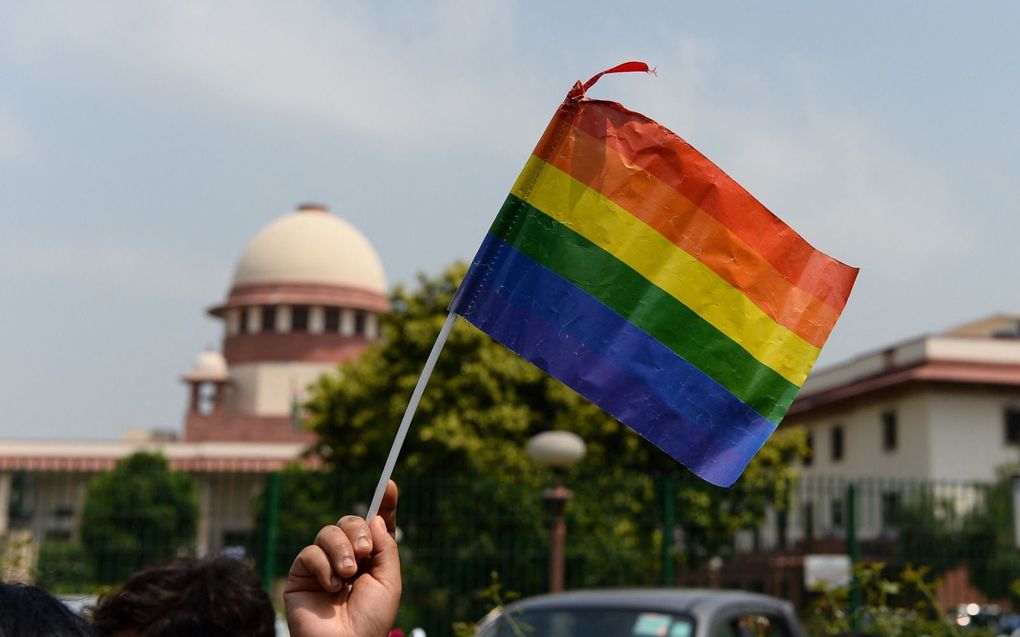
[91,554,275,637]
[0,582,100,637]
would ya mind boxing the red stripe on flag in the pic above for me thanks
[546,101,857,313]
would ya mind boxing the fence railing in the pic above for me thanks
[2,469,1013,636]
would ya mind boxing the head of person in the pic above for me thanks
[0,582,100,637]
[90,554,275,637]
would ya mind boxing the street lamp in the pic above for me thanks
[525,430,586,593]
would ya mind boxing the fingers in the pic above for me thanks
[287,544,340,593]
[369,515,402,595]
[315,518,372,581]
[285,483,400,596]
[337,514,374,558]
[378,479,399,536]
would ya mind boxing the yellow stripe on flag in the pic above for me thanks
[512,155,819,387]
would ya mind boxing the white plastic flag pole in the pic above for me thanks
[366,311,458,520]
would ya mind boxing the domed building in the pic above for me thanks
[0,202,389,559]
[183,203,388,443]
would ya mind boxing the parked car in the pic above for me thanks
[474,588,808,637]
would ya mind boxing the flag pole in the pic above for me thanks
[366,311,458,520]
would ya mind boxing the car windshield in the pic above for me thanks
[479,607,695,637]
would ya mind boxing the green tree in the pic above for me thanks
[958,465,1020,604]
[286,263,804,634]
[81,452,197,584]
[804,562,985,637]
[250,464,365,580]
[877,467,1020,606]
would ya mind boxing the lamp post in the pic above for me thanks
[525,430,586,593]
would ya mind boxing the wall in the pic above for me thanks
[228,362,338,416]
[794,389,931,480]
[925,386,1020,481]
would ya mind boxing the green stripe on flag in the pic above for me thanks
[489,193,798,422]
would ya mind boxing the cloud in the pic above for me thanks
[1,5,971,282]
[720,107,970,280]
[0,1,547,153]
[616,40,970,283]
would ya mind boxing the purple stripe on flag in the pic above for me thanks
[451,235,776,486]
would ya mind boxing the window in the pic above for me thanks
[831,425,844,461]
[882,410,898,452]
[830,497,844,529]
[291,305,309,332]
[804,431,814,466]
[238,308,249,334]
[324,307,341,332]
[881,491,900,529]
[1005,408,1020,445]
[718,613,792,637]
[354,311,367,336]
[802,502,814,539]
[488,608,695,637]
[53,504,74,518]
[261,307,277,332]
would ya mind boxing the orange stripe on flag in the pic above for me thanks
[536,117,842,349]
[542,102,857,313]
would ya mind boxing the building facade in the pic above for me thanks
[789,314,1020,483]
[773,315,1020,548]
[0,203,387,560]
[712,316,1020,608]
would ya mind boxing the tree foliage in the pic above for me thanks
[804,562,987,637]
[883,465,1020,606]
[81,452,197,584]
[957,465,1020,603]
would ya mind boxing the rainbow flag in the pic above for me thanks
[449,63,857,486]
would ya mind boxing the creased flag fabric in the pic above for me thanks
[449,65,858,486]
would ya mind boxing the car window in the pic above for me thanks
[711,613,791,637]
[481,608,695,637]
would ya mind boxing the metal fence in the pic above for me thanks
[2,468,1015,636]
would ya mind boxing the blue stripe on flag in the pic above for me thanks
[451,234,777,486]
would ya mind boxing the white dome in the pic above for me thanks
[187,349,228,381]
[232,205,387,294]
[525,431,587,468]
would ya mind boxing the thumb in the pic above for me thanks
[369,515,401,594]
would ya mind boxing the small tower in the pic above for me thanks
[182,348,230,415]
[183,203,389,443]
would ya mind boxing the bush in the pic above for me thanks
[803,562,994,637]
[81,452,197,584]
[35,541,94,593]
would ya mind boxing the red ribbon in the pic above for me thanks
[567,61,656,101]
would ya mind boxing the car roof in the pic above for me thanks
[504,588,793,617]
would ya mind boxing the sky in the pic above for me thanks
[1,1,1018,440]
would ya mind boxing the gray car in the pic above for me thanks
[474,588,809,637]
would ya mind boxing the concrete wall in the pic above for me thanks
[228,362,337,416]
[793,389,931,480]
[925,387,1020,481]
